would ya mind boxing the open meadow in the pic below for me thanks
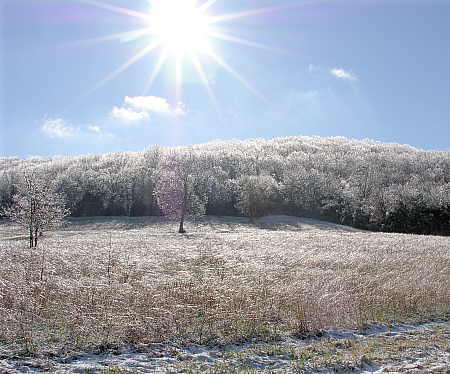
[0,216,449,373]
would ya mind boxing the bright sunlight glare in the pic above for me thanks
[148,0,212,56]
[81,0,277,102]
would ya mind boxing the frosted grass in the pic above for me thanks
[0,216,448,354]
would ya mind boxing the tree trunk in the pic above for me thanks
[178,178,187,234]
[178,217,185,233]
[34,229,38,247]
[29,228,33,248]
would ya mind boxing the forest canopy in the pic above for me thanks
[1,136,449,235]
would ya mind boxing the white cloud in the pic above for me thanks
[125,96,172,114]
[42,118,79,138]
[112,106,149,122]
[42,118,114,140]
[173,101,187,117]
[112,96,187,124]
[330,68,358,81]
[87,125,102,134]
[87,124,114,139]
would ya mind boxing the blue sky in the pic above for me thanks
[1,0,450,157]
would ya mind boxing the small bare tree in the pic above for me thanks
[2,170,70,247]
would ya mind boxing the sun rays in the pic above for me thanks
[79,0,279,104]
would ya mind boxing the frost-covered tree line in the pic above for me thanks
[0,136,449,235]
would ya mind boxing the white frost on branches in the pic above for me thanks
[2,170,70,247]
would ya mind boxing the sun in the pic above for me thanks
[81,0,278,103]
[148,0,212,56]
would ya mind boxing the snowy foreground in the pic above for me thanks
[0,320,448,373]
[0,216,449,373]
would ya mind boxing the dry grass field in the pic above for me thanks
[0,215,448,360]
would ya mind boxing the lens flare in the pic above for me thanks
[79,0,282,103]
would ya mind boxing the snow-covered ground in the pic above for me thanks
[1,320,448,373]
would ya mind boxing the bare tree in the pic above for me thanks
[2,170,70,247]
[154,151,207,233]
